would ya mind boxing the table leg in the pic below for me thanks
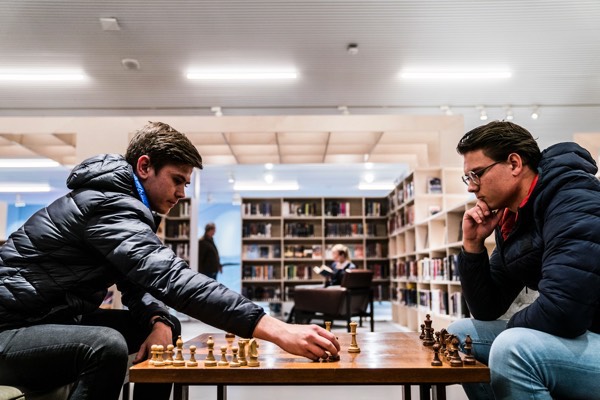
[217,384,227,400]
[419,384,431,400]
[173,384,189,400]
[431,384,446,400]
[402,384,412,400]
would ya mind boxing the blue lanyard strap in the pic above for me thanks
[132,173,151,210]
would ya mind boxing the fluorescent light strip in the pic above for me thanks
[0,70,87,82]
[400,70,511,80]
[186,71,298,80]
[358,182,394,191]
[0,183,52,193]
[0,159,61,168]
[233,182,299,191]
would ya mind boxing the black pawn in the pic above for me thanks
[431,342,443,366]
[419,323,426,340]
[463,335,476,365]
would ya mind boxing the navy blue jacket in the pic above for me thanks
[459,142,600,338]
[0,154,265,337]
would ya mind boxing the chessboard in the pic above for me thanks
[130,318,489,400]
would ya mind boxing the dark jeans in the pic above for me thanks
[0,309,181,400]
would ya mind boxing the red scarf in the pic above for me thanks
[500,175,539,240]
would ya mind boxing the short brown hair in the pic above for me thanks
[456,121,541,169]
[125,121,203,172]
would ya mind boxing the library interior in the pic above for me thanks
[1,2,600,400]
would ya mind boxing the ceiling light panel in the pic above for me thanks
[400,69,511,80]
[0,69,88,82]
[186,69,298,80]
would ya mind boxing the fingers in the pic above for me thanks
[133,344,147,364]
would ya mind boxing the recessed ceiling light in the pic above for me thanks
[0,158,61,168]
[186,70,298,80]
[400,69,511,80]
[99,17,121,31]
[0,69,87,82]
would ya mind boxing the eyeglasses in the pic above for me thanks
[461,161,502,186]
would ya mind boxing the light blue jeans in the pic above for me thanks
[448,319,600,400]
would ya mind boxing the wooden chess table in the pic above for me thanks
[130,332,489,400]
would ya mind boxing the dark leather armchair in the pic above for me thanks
[291,269,375,332]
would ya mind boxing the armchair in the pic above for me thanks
[291,269,375,332]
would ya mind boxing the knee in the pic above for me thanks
[448,318,476,339]
[489,328,539,368]
[93,327,129,367]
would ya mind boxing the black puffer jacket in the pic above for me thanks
[0,154,265,337]
[459,142,600,338]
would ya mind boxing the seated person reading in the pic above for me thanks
[313,244,356,286]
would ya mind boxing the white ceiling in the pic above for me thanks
[1,0,600,205]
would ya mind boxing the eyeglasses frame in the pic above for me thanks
[461,160,503,186]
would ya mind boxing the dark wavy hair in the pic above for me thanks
[125,121,203,172]
[456,121,541,169]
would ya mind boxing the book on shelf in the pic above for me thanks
[312,264,334,277]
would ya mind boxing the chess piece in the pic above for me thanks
[225,332,235,346]
[463,335,476,365]
[186,345,198,367]
[204,336,217,367]
[348,321,361,353]
[422,314,435,346]
[149,344,158,365]
[450,337,463,367]
[173,335,186,367]
[229,347,241,367]
[247,338,260,367]
[325,321,332,332]
[165,344,174,365]
[217,346,229,366]
[419,323,426,340]
[238,339,248,366]
[431,342,443,366]
[154,345,165,367]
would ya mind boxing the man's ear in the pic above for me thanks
[508,153,523,176]
[135,155,152,179]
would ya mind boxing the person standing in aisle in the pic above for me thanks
[197,222,222,280]
[448,120,600,399]
[0,121,340,400]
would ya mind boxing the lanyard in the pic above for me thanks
[132,173,151,210]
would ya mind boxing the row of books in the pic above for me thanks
[165,242,189,261]
[242,222,273,238]
[392,255,460,282]
[397,287,469,317]
[283,244,322,259]
[324,222,363,237]
[284,222,316,237]
[171,200,191,217]
[282,201,319,217]
[365,200,386,217]
[241,285,282,302]
[365,222,386,237]
[242,265,278,280]
[284,264,314,280]
[242,202,273,217]
[242,244,281,259]
[366,242,386,258]
[164,221,190,239]
[324,201,352,217]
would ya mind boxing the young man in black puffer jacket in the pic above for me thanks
[0,121,339,400]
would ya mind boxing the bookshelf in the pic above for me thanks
[241,197,389,306]
[160,198,193,264]
[388,167,477,331]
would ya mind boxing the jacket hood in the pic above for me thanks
[66,154,134,194]
[538,142,598,182]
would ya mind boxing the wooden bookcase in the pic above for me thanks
[388,167,478,331]
[241,197,390,306]
[160,198,193,264]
